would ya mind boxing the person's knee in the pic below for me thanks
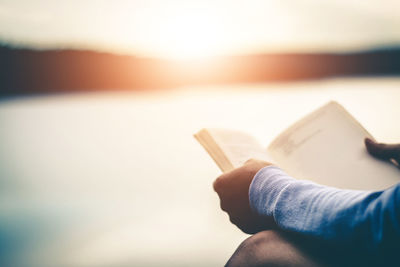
[225,230,283,267]
[226,230,326,267]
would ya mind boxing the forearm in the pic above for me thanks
[249,166,400,260]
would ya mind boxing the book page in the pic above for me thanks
[268,101,400,190]
[196,128,273,172]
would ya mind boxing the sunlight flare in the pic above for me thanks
[156,9,224,60]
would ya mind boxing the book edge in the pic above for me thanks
[194,129,235,172]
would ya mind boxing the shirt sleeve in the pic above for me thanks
[249,165,400,263]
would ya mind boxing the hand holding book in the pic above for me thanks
[196,101,400,236]
[197,102,400,265]
[213,139,400,235]
[213,159,274,234]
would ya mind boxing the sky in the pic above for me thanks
[0,0,399,59]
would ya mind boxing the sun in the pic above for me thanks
[156,10,224,60]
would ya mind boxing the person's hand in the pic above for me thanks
[365,138,400,167]
[213,159,276,234]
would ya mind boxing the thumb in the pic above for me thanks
[365,138,400,161]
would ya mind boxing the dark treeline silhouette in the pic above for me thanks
[1,45,400,97]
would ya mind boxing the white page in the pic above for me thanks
[268,101,400,190]
[207,128,274,171]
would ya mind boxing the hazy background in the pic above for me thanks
[1,0,400,57]
[0,1,399,266]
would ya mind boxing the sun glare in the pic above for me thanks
[106,2,294,60]
[156,10,224,60]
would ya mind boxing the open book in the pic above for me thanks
[194,101,399,191]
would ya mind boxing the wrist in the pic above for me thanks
[249,166,295,217]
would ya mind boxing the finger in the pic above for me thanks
[213,173,228,193]
[212,178,220,193]
[213,166,243,193]
[229,215,238,225]
[365,138,400,160]
[213,172,227,193]
[219,200,227,211]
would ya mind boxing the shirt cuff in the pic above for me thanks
[249,165,295,218]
